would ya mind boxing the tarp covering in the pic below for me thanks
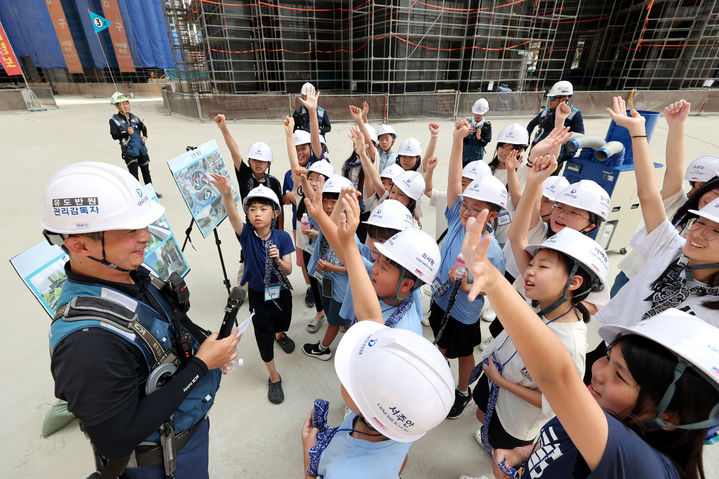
[0,0,173,70]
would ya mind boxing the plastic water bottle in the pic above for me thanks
[450,253,467,280]
[300,213,310,232]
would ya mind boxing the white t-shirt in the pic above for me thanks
[429,188,449,236]
[491,164,529,245]
[597,218,719,327]
[617,189,688,279]
[483,315,587,441]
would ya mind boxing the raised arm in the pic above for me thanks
[504,150,523,208]
[508,154,557,273]
[214,114,244,171]
[210,173,243,236]
[463,214,609,472]
[349,104,377,162]
[352,127,385,198]
[336,191,383,324]
[423,122,440,171]
[555,102,571,129]
[606,96,666,233]
[423,156,438,198]
[448,120,471,205]
[297,87,324,160]
[284,116,301,172]
[661,100,690,200]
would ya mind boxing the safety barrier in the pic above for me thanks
[160,88,718,122]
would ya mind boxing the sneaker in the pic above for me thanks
[302,341,333,361]
[275,333,295,354]
[268,376,284,404]
[473,428,484,447]
[305,287,315,308]
[447,387,472,419]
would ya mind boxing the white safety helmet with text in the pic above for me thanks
[472,98,489,115]
[377,124,397,139]
[497,123,529,146]
[322,174,353,195]
[599,310,719,432]
[374,229,441,285]
[308,160,334,179]
[685,155,719,183]
[335,321,454,442]
[555,180,610,221]
[462,160,492,182]
[42,162,164,236]
[293,129,312,146]
[110,91,129,105]
[547,80,574,98]
[461,175,508,209]
[688,196,719,224]
[242,184,280,211]
[393,170,425,201]
[380,163,404,181]
[398,138,422,157]
[247,141,273,163]
[365,199,414,232]
[542,176,571,202]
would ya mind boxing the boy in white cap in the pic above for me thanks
[108,92,161,197]
[463,97,492,165]
[301,192,454,478]
[211,176,294,404]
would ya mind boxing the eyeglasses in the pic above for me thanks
[688,218,719,241]
[552,203,590,221]
[460,202,485,217]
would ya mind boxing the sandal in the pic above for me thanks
[275,333,295,354]
[268,376,284,404]
[306,315,324,333]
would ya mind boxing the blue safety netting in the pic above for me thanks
[0,0,173,71]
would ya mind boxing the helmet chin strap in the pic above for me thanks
[384,268,414,303]
[87,232,131,273]
[683,257,719,281]
[535,262,592,316]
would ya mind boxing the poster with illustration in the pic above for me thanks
[10,184,189,317]
[168,140,239,238]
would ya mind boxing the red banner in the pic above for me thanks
[0,21,21,76]
[101,0,135,73]
[45,0,84,74]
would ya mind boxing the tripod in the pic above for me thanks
[181,217,231,295]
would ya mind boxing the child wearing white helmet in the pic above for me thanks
[376,123,398,173]
[427,121,507,421]
[389,170,425,223]
[211,176,294,405]
[460,213,719,479]
[461,228,607,466]
[462,97,492,165]
[612,100,719,297]
[303,175,355,360]
[396,137,422,171]
[108,92,161,197]
[300,195,454,478]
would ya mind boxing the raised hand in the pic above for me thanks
[525,154,558,186]
[209,173,232,196]
[425,156,438,172]
[529,126,571,159]
[348,104,363,123]
[283,116,294,134]
[299,85,319,111]
[453,119,471,140]
[664,99,690,128]
[349,126,364,150]
[214,113,226,128]
[337,188,361,245]
[504,149,522,171]
[556,101,571,121]
[462,212,503,301]
[303,176,326,220]
[605,96,646,136]
[428,121,440,136]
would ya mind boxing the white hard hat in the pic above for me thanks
[462,160,492,181]
[41,162,164,235]
[398,138,422,157]
[380,163,404,180]
[293,129,311,146]
[335,321,454,442]
[364,199,414,232]
[525,227,608,291]
[364,124,379,145]
[375,229,441,285]
[555,180,611,221]
[377,124,397,139]
[547,80,574,97]
[246,141,272,163]
[542,176,571,202]
[393,170,425,201]
[461,175,508,209]
[307,159,334,179]
[242,184,280,211]
[685,155,719,183]
[322,174,353,195]
[472,98,489,115]
[688,197,719,224]
[300,82,314,96]
[496,123,529,146]
[110,91,129,105]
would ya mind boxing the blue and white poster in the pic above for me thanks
[167,139,239,238]
[10,184,189,317]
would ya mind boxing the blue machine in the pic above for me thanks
[562,110,661,251]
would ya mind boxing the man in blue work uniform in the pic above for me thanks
[42,162,240,478]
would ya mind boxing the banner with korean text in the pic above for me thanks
[0,20,21,75]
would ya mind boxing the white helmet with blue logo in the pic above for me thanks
[461,175,508,209]
[542,176,571,202]
[365,199,414,232]
[393,170,425,201]
[556,180,610,220]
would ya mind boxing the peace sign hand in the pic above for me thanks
[461,212,503,301]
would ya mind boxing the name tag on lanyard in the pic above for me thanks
[264,284,281,301]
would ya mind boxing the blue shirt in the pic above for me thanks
[432,199,505,324]
[521,413,679,478]
[318,412,412,479]
[237,226,294,292]
[283,170,297,230]
[378,151,397,174]
[307,230,349,302]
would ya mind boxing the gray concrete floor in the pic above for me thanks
[2,96,719,477]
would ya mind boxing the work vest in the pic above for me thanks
[49,276,221,442]
[111,113,146,157]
